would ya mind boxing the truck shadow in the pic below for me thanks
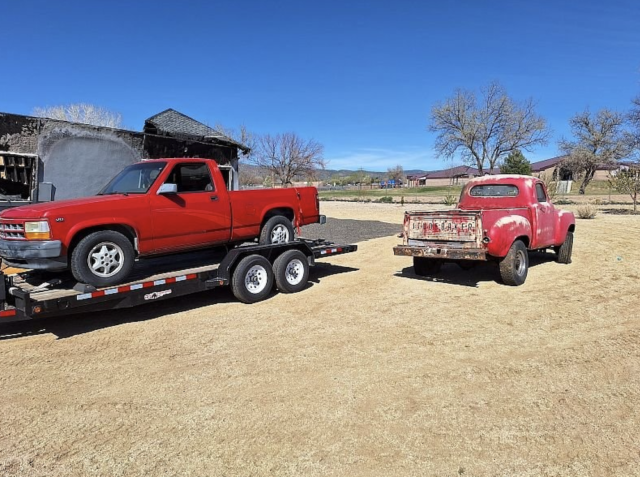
[394,251,559,288]
[0,264,358,340]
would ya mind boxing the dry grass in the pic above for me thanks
[1,201,640,476]
[576,203,598,219]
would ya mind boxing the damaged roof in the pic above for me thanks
[144,109,250,153]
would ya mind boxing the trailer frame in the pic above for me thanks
[0,239,357,323]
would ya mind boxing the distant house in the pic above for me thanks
[530,155,619,181]
[0,108,248,205]
[407,165,500,187]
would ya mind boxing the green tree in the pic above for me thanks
[500,150,532,175]
[609,166,640,213]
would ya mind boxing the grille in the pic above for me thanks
[0,222,26,240]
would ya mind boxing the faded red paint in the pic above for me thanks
[393,175,575,261]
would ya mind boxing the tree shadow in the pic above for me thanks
[0,263,358,340]
[394,251,559,288]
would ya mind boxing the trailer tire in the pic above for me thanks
[70,230,135,287]
[259,216,294,245]
[556,231,573,264]
[499,240,528,286]
[413,257,442,276]
[273,249,309,293]
[231,254,274,304]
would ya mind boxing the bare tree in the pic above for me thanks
[32,103,122,128]
[214,123,256,158]
[429,81,549,174]
[252,132,325,187]
[387,164,404,186]
[559,109,632,194]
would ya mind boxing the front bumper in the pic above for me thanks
[393,244,487,261]
[0,239,67,271]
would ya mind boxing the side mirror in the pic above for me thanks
[157,183,178,195]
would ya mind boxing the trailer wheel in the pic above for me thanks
[231,254,274,303]
[499,240,528,286]
[273,249,309,293]
[556,231,573,264]
[259,216,294,245]
[70,230,135,287]
[413,257,442,276]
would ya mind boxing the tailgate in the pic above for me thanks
[404,210,481,243]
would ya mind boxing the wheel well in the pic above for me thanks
[68,225,138,258]
[515,235,530,248]
[568,224,575,232]
[261,208,294,227]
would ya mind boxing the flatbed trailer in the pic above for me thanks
[0,239,357,324]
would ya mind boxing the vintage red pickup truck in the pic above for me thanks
[394,174,576,285]
[0,158,324,287]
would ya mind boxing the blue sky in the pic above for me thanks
[2,0,639,171]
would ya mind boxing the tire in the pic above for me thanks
[556,231,573,264]
[273,249,309,293]
[413,257,442,276]
[70,230,135,287]
[259,216,294,245]
[499,240,529,286]
[231,254,274,304]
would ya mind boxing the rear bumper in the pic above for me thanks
[0,239,67,271]
[393,245,487,261]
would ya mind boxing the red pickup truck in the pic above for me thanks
[394,175,575,285]
[0,158,324,287]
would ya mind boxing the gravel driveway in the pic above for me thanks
[300,218,400,245]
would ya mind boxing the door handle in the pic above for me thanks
[210,196,218,201]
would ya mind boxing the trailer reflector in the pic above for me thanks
[75,274,199,301]
[0,309,17,318]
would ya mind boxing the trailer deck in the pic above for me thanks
[0,239,357,323]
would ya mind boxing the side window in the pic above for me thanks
[535,183,547,202]
[166,163,214,193]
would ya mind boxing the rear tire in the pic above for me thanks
[273,249,309,293]
[231,254,274,303]
[499,240,528,286]
[556,231,573,264]
[413,257,442,276]
[259,216,294,245]
[70,230,135,287]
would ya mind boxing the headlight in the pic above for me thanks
[24,221,51,240]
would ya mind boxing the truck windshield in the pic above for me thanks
[99,162,167,195]
[469,184,519,197]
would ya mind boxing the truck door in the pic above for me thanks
[532,182,555,248]
[149,161,232,252]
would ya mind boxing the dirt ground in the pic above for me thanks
[1,201,639,477]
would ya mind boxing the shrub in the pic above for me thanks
[378,196,393,203]
[442,194,457,206]
[577,204,598,219]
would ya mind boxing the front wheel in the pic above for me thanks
[499,240,529,286]
[273,249,309,293]
[231,254,274,304]
[70,230,135,287]
[556,231,573,264]
[259,216,294,245]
